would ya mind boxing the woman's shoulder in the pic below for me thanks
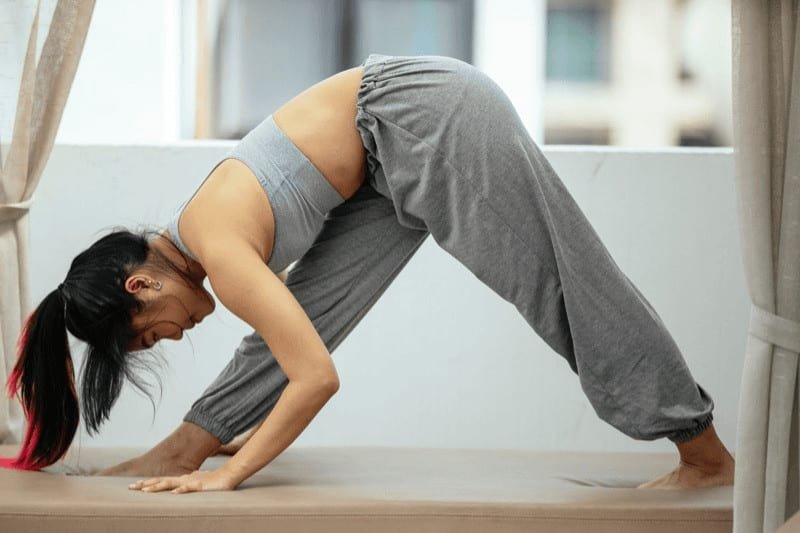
[177,159,276,266]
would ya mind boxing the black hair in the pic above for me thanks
[5,226,204,470]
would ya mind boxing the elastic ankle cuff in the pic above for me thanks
[183,410,236,445]
[667,412,714,444]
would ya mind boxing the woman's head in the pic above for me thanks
[4,227,214,470]
[124,235,215,352]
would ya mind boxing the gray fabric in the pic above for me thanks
[166,115,346,273]
[731,1,800,530]
[356,54,714,443]
[185,53,714,446]
[184,183,428,443]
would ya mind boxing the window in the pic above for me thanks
[208,0,474,139]
[544,127,610,145]
[546,4,611,83]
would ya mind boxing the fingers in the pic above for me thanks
[129,477,163,491]
[129,475,202,494]
[129,477,179,492]
[126,469,233,494]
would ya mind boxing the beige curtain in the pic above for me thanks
[0,0,95,444]
[732,0,800,531]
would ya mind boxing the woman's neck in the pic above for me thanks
[156,230,207,282]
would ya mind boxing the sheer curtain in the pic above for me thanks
[731,0,800,531]
[0,0,94,444]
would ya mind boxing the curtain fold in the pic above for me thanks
[732,0,800,531]
[0,0,95,444]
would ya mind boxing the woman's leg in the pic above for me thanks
[355,54,714,444]
[183,182,429,444]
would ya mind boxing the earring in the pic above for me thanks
[152,280,162,290]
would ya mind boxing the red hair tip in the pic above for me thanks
[6,368,21,399]
[0,456,41,471]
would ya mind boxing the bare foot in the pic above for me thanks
[638,422,735,490]
[215,426,258,456]
[95,453,197,477]
[637,455,735,489]
[94,422,221,477]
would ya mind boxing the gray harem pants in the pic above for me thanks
[183,54,715,445]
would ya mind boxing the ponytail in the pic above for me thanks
[0,227,206,471]
[0,289,79,470]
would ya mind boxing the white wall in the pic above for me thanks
[24,144,745,456]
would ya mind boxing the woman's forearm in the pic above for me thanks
[219,380,337,486]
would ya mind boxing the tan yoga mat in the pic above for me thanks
[0,445,732,533]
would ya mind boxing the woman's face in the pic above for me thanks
[125,273,215,352]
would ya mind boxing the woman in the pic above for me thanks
[2,54,735,492]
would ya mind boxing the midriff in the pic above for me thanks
[272,65,367,199]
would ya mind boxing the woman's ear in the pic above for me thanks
[124,275,150,294]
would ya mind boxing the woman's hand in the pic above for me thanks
[128,467,238,494]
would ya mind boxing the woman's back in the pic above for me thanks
[166,66,368,273]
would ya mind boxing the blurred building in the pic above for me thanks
[543,0,732,147]
[203,0,475,139]
[202,0,730,146]
[0,0,729,146]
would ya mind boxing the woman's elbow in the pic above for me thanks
[304,374,339,396]
[322,376,340,395]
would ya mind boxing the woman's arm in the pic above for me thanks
[129,242,338,493]
[103,269,292,474]
[214,268,289,456]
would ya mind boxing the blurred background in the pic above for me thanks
[1,0,731,147]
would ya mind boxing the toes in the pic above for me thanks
[637,470,675,490]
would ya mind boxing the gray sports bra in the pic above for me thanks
[166,115,346,273]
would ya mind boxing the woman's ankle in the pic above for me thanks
[152,421,222,469]
[675,423,732,468]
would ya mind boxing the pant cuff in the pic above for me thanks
[666,412,714,444]
[183,409,236,444]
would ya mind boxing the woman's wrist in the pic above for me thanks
[218,454,259,488]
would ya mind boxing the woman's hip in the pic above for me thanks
[356,53,523,142]
[354,53,529,180]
